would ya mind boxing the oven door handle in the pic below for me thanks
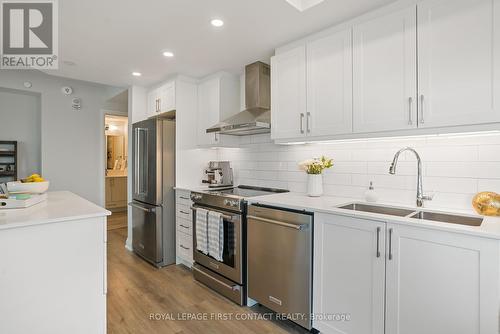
[192,265,240,291]
[190,205,235,221]
[247,215,307,231]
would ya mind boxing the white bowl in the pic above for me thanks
[7,181,50,194]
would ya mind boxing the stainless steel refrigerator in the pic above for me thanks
[130,118,176,267]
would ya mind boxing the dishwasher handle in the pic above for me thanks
[248,215,308,231]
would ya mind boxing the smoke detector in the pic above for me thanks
[285,0,325,11]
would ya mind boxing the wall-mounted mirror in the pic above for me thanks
[106,135,126,170]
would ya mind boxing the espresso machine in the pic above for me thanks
[203,161,233,188]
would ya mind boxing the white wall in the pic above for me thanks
[218,133,500,211]
[0,88,41,179]
[0,70,124,205]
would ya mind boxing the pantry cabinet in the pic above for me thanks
[196,73,240,147]
[147,80,176,118]
[314,212,500,334]
[352,7,417,133]
[417,0,500,128]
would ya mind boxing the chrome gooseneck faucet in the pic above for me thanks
[389,147,432,207]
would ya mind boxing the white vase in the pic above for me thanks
[307,174,323,197]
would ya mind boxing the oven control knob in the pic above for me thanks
[191,194,202,201]
[224,199,238,207]
[224,199,230,206]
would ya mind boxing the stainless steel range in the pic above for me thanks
[190,185,288,305]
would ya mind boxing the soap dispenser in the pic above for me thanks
[365,181,378,203]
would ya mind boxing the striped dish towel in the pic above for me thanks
[195,208,209,254]
[208,211,224,261]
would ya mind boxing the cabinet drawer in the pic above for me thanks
[176,203,192,219]
[176,190,192,205]
[177,217,192,235]
[177,231,193,261]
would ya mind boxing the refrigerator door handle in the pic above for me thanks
[134,127,149,196]
[128,202,155,213]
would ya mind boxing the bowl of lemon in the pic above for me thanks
[7,174,50,194]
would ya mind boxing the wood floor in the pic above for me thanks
[107,228,308,334]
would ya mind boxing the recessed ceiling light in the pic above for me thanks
[163,51,174,57]
[210,19,224,27]
[132,72,142,77]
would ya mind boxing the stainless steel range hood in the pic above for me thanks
[207,61,271,136]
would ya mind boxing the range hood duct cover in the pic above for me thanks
[206,61,271,136]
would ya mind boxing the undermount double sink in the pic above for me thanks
[338,203,483,227]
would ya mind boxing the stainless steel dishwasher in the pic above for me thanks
[247,204,313,330]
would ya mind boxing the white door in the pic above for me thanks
[307,29,353,136]
[417,0,500,128]
[271,45,307,140]
[385,224,499,334]
[314,213,385,334]
[197,77,219,146]
[353,7,417,133]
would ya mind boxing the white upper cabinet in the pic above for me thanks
[197,77,220,146]
[314,213,385,334]
[417,0,500,128]
[196,73,240,147]
[307,29,353,136]
[385,223,499,334]
[147,80,176,118]
[271,45,307,140]
[353,7,417,133]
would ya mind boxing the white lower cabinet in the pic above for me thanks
[385,223,499,334]
[313,214,385,334]
[175,189,193,266]
[314,213,500,334]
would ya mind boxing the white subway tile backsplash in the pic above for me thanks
[478,145,500,161]
[477,179,500,193]
[217,133,500,209]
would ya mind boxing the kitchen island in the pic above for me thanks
[0,191,110,334]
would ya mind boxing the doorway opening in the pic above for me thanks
[105,114,128,231]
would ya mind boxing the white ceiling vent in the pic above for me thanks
[285,0,325,11]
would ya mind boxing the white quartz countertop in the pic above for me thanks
[0,191,111,231]
[247,192,500,240]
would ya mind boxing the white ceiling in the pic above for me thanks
[50,0,396,87]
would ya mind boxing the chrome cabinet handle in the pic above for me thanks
[300,113,305,134]
[158,98,161,112]
[179,210,190,215]
[247,215,307,231]
[419,95,425,124]
[180,245,190,250]
[388,228,393,260]
[179,224,190,229]
[408,97,413,125]
[306,112,311,133]
[179,196,190,200]
[376,227,381,258]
